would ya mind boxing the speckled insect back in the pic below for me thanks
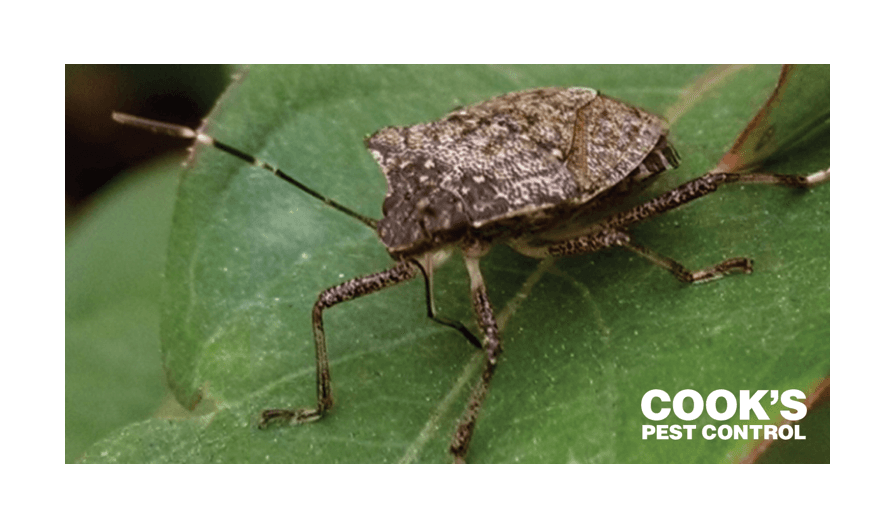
[113,85,828,464]
[367,88,680,257]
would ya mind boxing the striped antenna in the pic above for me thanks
[112,112,379,230]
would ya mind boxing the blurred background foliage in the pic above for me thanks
[66,65,230,219]
[66,65,230,462]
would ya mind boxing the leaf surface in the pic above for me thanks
[82,65,829,463]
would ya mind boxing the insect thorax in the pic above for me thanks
[366,87,679,259]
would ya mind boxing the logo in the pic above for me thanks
[641,389,807,441]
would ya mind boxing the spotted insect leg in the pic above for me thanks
[259,261,418,428]
[450,254,502,463]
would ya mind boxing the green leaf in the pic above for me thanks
[82,65,829,463]
[66,161,179,462]
[718,64,831,172]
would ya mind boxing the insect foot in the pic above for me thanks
[258,261,420,430]
[258,408,323,428]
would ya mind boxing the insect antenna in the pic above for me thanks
[112,112,379,230]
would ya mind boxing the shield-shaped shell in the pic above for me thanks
[366,88,679,256]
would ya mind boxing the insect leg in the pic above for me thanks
[618,241,752,283]
[450,254,502,463]
[258,261,419,428]
[408,259,482,349]
[545,227,751,282]
[601,168,829,232]
[545,168,829,281]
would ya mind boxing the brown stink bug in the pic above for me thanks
[114,69,829,463]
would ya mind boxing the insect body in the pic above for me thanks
[369,88,679,259]
[114,85,828,463]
